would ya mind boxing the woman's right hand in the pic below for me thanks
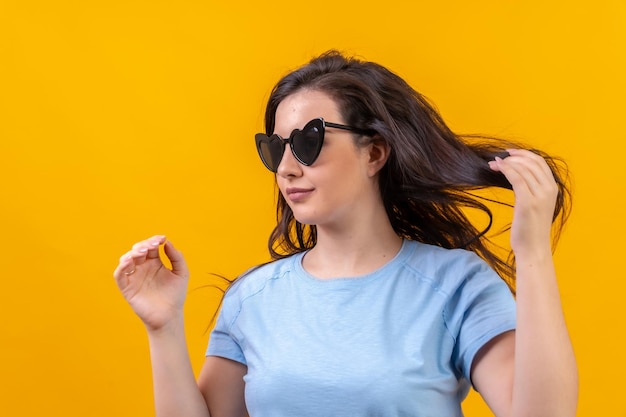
[113,235,190,332]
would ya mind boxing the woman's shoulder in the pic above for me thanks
[225,254,300,300]
[400,240,501,293]
[403,239,488,269]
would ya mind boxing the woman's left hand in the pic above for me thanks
[488,148,558,259]
[483,149,578,417]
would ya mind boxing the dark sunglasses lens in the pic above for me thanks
[292,124,323,166]
[256,134,284,172]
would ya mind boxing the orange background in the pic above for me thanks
[1,1,624,415]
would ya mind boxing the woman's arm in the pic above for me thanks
[472,149,578,417]
[147,315,212,417]
[114,236,247,417]
[198,356,248,417]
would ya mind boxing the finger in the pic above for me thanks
[493,152,553,196]
[129,244,150,265]
[145,235,167,259]
[130,235,165,263]
[114,252,134,273]
[493,155,558,221]
[113,252,136,288]
[493,156,534,196]
[506,149,554,182]
[163,240,189,278]
[502,153,558,201]
[502,154,542,186]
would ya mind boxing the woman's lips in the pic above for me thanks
[286,187,314,202]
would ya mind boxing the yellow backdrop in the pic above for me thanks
[1,1,624,415]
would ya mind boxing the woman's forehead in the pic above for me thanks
[274,90,342,135]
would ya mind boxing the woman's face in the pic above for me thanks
[274,89,380,229]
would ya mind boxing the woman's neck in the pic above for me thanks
[302,220,403,279]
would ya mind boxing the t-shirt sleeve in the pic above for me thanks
[206,287,247,365]
[444,254,516,385]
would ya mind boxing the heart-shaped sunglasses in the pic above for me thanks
[254,118,373,172]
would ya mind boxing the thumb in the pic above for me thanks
[163,240,189,278]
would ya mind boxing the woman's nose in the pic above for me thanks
[276,144,302,177]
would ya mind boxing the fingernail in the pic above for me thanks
[138,248,148,253]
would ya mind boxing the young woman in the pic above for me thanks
[114,51,577,417]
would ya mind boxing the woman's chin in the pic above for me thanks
[290,211,321,226]
[293,216,317,226]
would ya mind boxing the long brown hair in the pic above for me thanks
[261,50,571,292]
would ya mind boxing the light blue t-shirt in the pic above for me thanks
[207,239,516,416]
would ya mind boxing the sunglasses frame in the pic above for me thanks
[255,118,372,172]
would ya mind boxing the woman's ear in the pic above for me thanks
[366,137,390,177]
